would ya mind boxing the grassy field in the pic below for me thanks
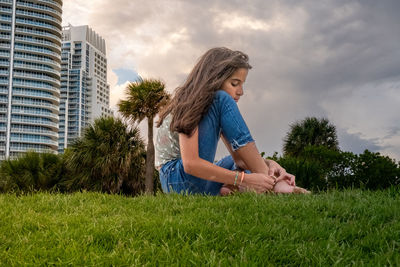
[0,189,399,266]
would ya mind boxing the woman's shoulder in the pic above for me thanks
[215,90,230,97]
[214,90,235,102]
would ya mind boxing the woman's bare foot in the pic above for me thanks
[273,180,311,194]
[220,184,239,196]
[220,179,311,195]
[292,186,311,194]
[273,180,294,193]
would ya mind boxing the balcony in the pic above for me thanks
[0,15,11,23]
[13,62,60,77]
[13,80,60,96]
[14,52,61,69]
[16,1,61,20]
[0,24,11,31]
[12,89,59,103]
[9,146,55,153]
[0,79,9,85]
[39,0,62,11]
[14,36,61,52]
[0,51,10,58]
[11,117,57,128]
[0,43,10,49]
[0,34,10,40]
[10,137,58,147]
[0,6,12,13]
[12,109,59,120]
[14,43,61,61]
[16,9,61,25]
[12,99,59,112]
[15,26,61,44]
[0,0,13,4]
[11,127,58,138]
[15,18,61,36]
[0,70,9,76]
[13,71,60,87]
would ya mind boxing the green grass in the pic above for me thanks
[0,190,399,266]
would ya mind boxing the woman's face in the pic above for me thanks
[221,68,248,103]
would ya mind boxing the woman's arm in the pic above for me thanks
[179,129,275,192]
[221,134,248,170]
[222,134,295,185]
[180,129,239,184]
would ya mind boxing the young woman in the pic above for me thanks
[156,47,309,195]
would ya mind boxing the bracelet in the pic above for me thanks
[234,171,239,186]
[240,171,245,184]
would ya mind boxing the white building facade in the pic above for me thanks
[59,25,112,153]
[0,0,62,159]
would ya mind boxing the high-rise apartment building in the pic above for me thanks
[0,0,62,160]
[59,25,112,153]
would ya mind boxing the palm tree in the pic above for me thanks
[65,116,146,195]
[283,117,339,157]
[118,77,170,194]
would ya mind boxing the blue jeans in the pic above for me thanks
[159,90,254,195]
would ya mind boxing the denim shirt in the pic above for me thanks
[155,114,180,169]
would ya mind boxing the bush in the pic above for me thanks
[354,150,399,190]
[0,151,64,193]
[65,116,146,195]
[327,151,358,189]
[275,156,327,191]
[271,146,343,191]
[266,147,400,191]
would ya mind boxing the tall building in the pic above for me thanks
[59,25,112,153]
[0,0,62,160]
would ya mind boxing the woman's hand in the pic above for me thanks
[242,173,276,193]
[266,160,295,186]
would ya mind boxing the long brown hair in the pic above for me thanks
[157,47,252,136]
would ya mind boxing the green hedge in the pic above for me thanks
[269,146,399,191]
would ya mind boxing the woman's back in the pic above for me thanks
[155,113,180,169]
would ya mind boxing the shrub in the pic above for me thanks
[0,151,64,193]
[64,116,146,195]
[327,151,358,189]
[275,156,327,191]
[354,150,399,190]
[267,147,400,191]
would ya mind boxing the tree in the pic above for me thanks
[354,150,399,190]
[283,117,339,157]
[118,78,170,194]
[65,116,146,195]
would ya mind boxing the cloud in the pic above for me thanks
[109,81,129,108]
[337,129,381,155]
[63,0,400,161]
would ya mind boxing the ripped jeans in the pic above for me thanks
[159,90,254,195]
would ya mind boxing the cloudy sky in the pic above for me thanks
[63,0,400,161]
